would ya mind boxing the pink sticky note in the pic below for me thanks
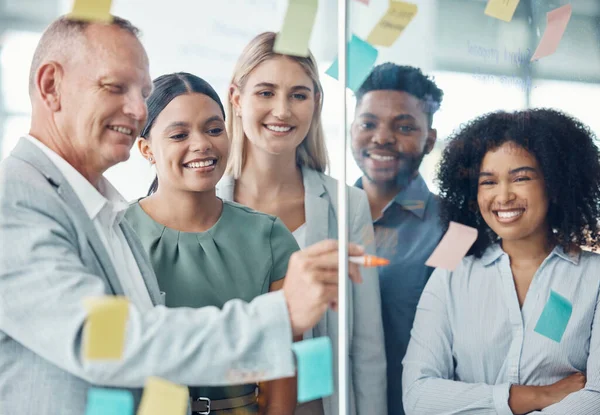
[425,222,478,271]
[355,0,369,4]
[531,4,572,62]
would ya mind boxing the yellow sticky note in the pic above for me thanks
[484,0,521,23]
[273,0,319,57]
[68,0,113,24]
[83,296,129,360]
[137,377,188,415]
[366,1,418,47]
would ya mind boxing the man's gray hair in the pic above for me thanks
[28,15,141,96]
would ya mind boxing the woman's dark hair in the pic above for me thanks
[141,72,226,195]
[436,108,600,257]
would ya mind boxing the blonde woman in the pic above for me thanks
[216,32,387,415]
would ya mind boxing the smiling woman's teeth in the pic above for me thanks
[185,160,215,168]
[266,125,292,132]
[496,210,523,218]
[108,126,133,135]
[369,154,395,161]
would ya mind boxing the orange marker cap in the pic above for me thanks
[363,255,390,267]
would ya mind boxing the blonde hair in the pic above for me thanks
[226,31,329,178]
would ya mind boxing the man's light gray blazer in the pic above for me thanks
[217,167,388,415]
[0,138,296,415]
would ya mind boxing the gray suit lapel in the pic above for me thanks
[302,167,330,246]
[302,167,330,339]
[11,137,125,295]
[120,222,162,305]
[58,185,126,296]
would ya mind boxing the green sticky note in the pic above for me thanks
[534,290,572,343]
[85,388,133,415]
[273,0,319,57]
[325,35,379,92]
[292,337,334,403]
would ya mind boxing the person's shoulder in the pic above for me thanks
[426,192,441,215]
[123,199,144,223]
[0,156,77,234]
[0,156,59,202]
[578,247,600,266]
[445,250,483,275]
[307,169,367,202]
[223,200,279,224]
[221,201,296,247]
[307,168,335,187]
[556,247,600,289]
[427,253,481,293]
[1,154,45,183]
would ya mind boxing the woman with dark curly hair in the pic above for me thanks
[402,109,600,414]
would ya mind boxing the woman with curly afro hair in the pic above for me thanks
[402,109,600,415]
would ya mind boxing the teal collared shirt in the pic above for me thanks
[355,174,442,415]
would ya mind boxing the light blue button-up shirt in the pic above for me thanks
[402,243,600,414]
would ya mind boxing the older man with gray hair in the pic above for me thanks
[0,15,363,415]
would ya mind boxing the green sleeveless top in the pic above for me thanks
[125,199,299,406]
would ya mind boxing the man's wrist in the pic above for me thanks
[534,385,552,410]
[509,384,547,414]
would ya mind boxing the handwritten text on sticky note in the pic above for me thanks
[366,1,418,47]
[425,222,478,271]
[273,0,318,57]
[137,377,188,415]
[534,290,572,342]
[531,4,572,62]
[484,0,521,22]
[83,296,129,360]
[85,388,133,415]
[325,35,378,92]
[292,337,333,403]
[68,0,113,23]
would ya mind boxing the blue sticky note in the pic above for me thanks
[534,290,572,343]
[292,337,334,403]
[325,35,378,92]
[85,388,134,415]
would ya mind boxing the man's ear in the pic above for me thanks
[424,128,437,154]
[36,61,63,112]
[137,137,154,163]
[229,83,242,117]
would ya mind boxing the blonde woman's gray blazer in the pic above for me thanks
[217,166,387,415]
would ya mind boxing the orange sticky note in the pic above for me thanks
[531,4,572,62]
[484,0,521,22]
[83,296,129,360]
[366,1,418,47]
[137,377,188,415]
[425,222,478,271]
[68,0,113,23]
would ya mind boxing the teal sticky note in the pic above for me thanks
[325,35,378,92]
[273,0,319,57]
[534,290,572,343]
[292,337,334,403]
[85,388,134,415]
